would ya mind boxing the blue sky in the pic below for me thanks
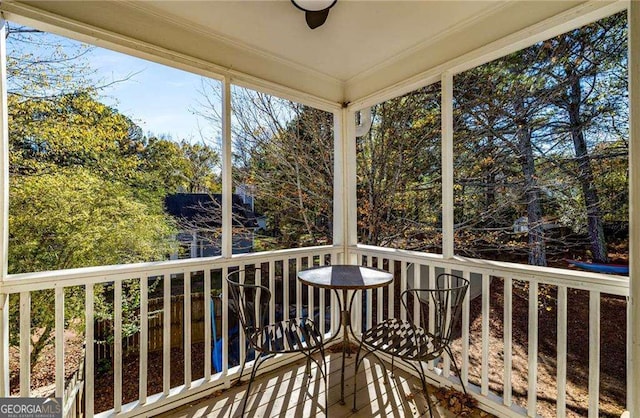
[9,23,221,144]
[89,49,219,143]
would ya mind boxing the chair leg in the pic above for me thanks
[445,346,467,395]
[239,355,266,417]
[305,355,312,378]
[319,346,329,415]
[236,349,249,386]
[417,361,434,418]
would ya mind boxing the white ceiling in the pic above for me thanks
[5,0,612,105]
[131,1,505,82]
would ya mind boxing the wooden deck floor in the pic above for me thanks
[158,352,466,418]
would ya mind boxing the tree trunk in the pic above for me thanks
[30,324,53,372]
[567,73,608,263]
[485,134,496,222]
[515,101,547,266]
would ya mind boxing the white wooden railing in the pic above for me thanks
[351,244,630,418]
[1,245,342,417]
[1,243,630,417]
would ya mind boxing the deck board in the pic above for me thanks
[157,352,458,418]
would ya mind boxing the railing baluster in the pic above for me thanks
[163,275,171,395]
[481,273,489,395]
[222,266,229,383]
[19,292,30,397]
[428,265,435,371]
[305,256,314,326]
[307,257,314,323]
[239,268,247,368]
[503,277,513,406]
[388,260,395,322]
[412,264,419,330]
[114,280,122,413]
[184,272,192,388]
[557,285,567,417]
[139,277,148,404]
[55,287,64,399]
[269,260,276,326]
[377,257,383,326]
[296,257,302,320]
[528,281,538,417]
[204,269,212,380]
[353,253,364,336]
[283,259,290,322]
[330,252,339,334]
[366,256,373,330]
[400,261,407,322]
[85,285,94,417]
[319,255,326,335]
[442,268,452,377]
[461,270,470,386]
[588,291,601,417]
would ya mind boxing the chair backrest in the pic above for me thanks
[400,273,469,350]
[226,268,271,337]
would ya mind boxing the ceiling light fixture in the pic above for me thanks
[291,0,337,30]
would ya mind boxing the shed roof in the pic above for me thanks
[165,193,259,229]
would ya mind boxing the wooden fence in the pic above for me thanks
[64,350,85,418]
[95,293,222,362]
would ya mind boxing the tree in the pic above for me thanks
[8,167,176,366]
[138,137,221,196]
[9,91,141,178]
[180,141,221,193]
[357,84,442,250]
[540,12,628,263]
[5,26,181,372]
[195,83,333,250]
[454,50,554,266]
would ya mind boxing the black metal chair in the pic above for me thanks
[226,268,328,417]
[352,273,469,417]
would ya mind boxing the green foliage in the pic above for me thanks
[9,92,141,179]
[4,27,209,368]
[9,168,175,273]
[8,167,177,365]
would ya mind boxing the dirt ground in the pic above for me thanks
[9,329,85,397]
[449,279,626,417]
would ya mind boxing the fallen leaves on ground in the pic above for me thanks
[434,387,478,417]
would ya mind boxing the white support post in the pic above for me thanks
[184,272,192,388]
[55,287,65,399]
[333,109,345,251]
[441,71,454,259]
[628,2,640,416]
[0,19,10,397]
[221,77,233,258]
[113,281,122,413]
[0,295,7,397]
[339,106,358,263]
[19,292,30,397]
[85,285,94,416]
[204,269,212,381]
[139,278,148,404]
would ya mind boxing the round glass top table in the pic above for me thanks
[297,264,393,404]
